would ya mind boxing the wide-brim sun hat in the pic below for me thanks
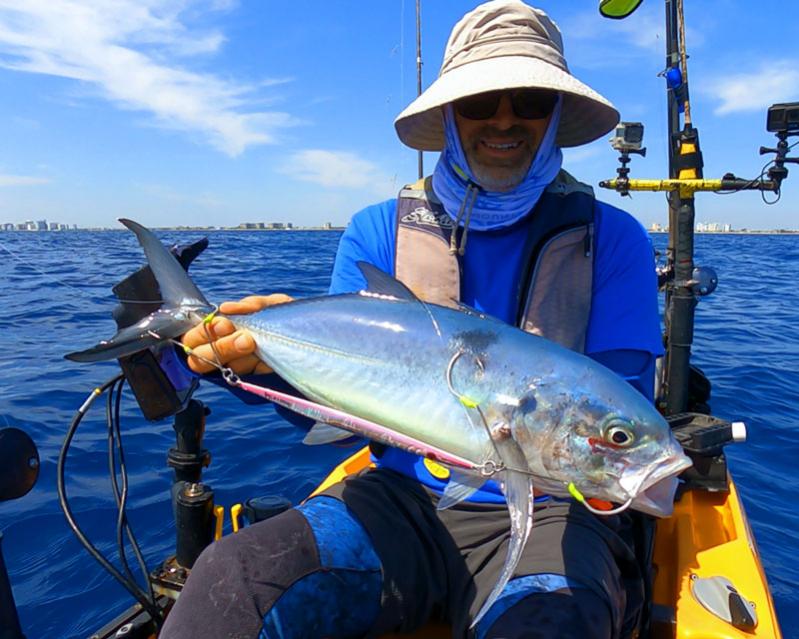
[395,0,620,150]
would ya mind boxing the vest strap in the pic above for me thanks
[394,172,595,351]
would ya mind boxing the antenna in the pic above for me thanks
[416,0,423,179]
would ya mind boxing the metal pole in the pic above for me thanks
[665,0,680,173]
[663,0,699,415]
[676,0,692,125]
[416,0,423,179]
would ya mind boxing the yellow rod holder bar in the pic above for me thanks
[600,178,725,198]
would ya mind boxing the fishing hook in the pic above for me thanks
[567,482,634,516]
[445,349,484,407]
[445,349,514,479]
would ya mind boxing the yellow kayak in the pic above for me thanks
[310,447,782,638]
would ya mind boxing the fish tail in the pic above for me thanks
[65,219,212,363]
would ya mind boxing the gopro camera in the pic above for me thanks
[767,102,799,134]
[610,122,645,152]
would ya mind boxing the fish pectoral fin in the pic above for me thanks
[437,470,487,510]
[65,311,196,362]
[302,422,354,445]
[471,446,535,629]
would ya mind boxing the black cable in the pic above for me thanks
[106,379,136,589]
[111,378,155,604]
[713,139,799,200]
[57,375,164,626]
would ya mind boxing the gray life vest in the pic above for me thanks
[394,170,596,353]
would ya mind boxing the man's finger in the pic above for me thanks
[226,354,274,376]
[253,360,274,375]
[183,316,236,349]
[220,294,293,315]
[185,329,256,373]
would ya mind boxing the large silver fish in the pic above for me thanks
[67,219,692,626]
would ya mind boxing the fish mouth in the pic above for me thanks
[621,452,693,518]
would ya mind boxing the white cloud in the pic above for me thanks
[279,150,398,198]
[0,0,297,155]
[0,173,50,186]
[707,61,799,115]
[565,7,664,54]
[563,6,704,70]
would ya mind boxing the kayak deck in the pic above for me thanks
[310,447,782,638]
[650,477,782,638]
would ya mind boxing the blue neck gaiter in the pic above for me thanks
[431,98,563,231]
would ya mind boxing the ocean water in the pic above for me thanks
[0,229,796,638]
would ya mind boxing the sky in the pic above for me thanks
[0,0,797,230]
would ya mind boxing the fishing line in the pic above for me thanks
[0,237,167,306]
[0,239,102,301]
[399,0,405,107]
[156,335,633,517]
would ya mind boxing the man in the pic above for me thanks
[161,2,662,638]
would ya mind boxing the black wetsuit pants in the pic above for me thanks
[161,469,643,638]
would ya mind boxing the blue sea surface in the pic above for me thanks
[0,229,796,638]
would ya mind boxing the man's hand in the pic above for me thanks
[181,294,293,376]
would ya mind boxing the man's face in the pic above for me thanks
[454,91,554,192]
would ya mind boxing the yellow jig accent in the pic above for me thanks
[567,482,586,504]
[202,309,218,326]
[459,395,479,409]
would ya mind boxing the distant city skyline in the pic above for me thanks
[0,217,341,232]
[1,1,798,230]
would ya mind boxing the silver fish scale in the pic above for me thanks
[234,290,680,502]
[237,294,499,463]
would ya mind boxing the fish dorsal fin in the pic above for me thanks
[119,218,210,309]
[437,470,486,510]
[302,422,354,445]
[356,262,419,301]
[454,301,487,319]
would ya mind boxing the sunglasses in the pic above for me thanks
[454,89,558,121]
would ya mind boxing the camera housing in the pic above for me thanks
[766,102,799,134]
[610,121,645,152]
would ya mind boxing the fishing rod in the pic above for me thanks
[599,0,798,415]
[416,0,423,179]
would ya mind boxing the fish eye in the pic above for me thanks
[605,423,635,447]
